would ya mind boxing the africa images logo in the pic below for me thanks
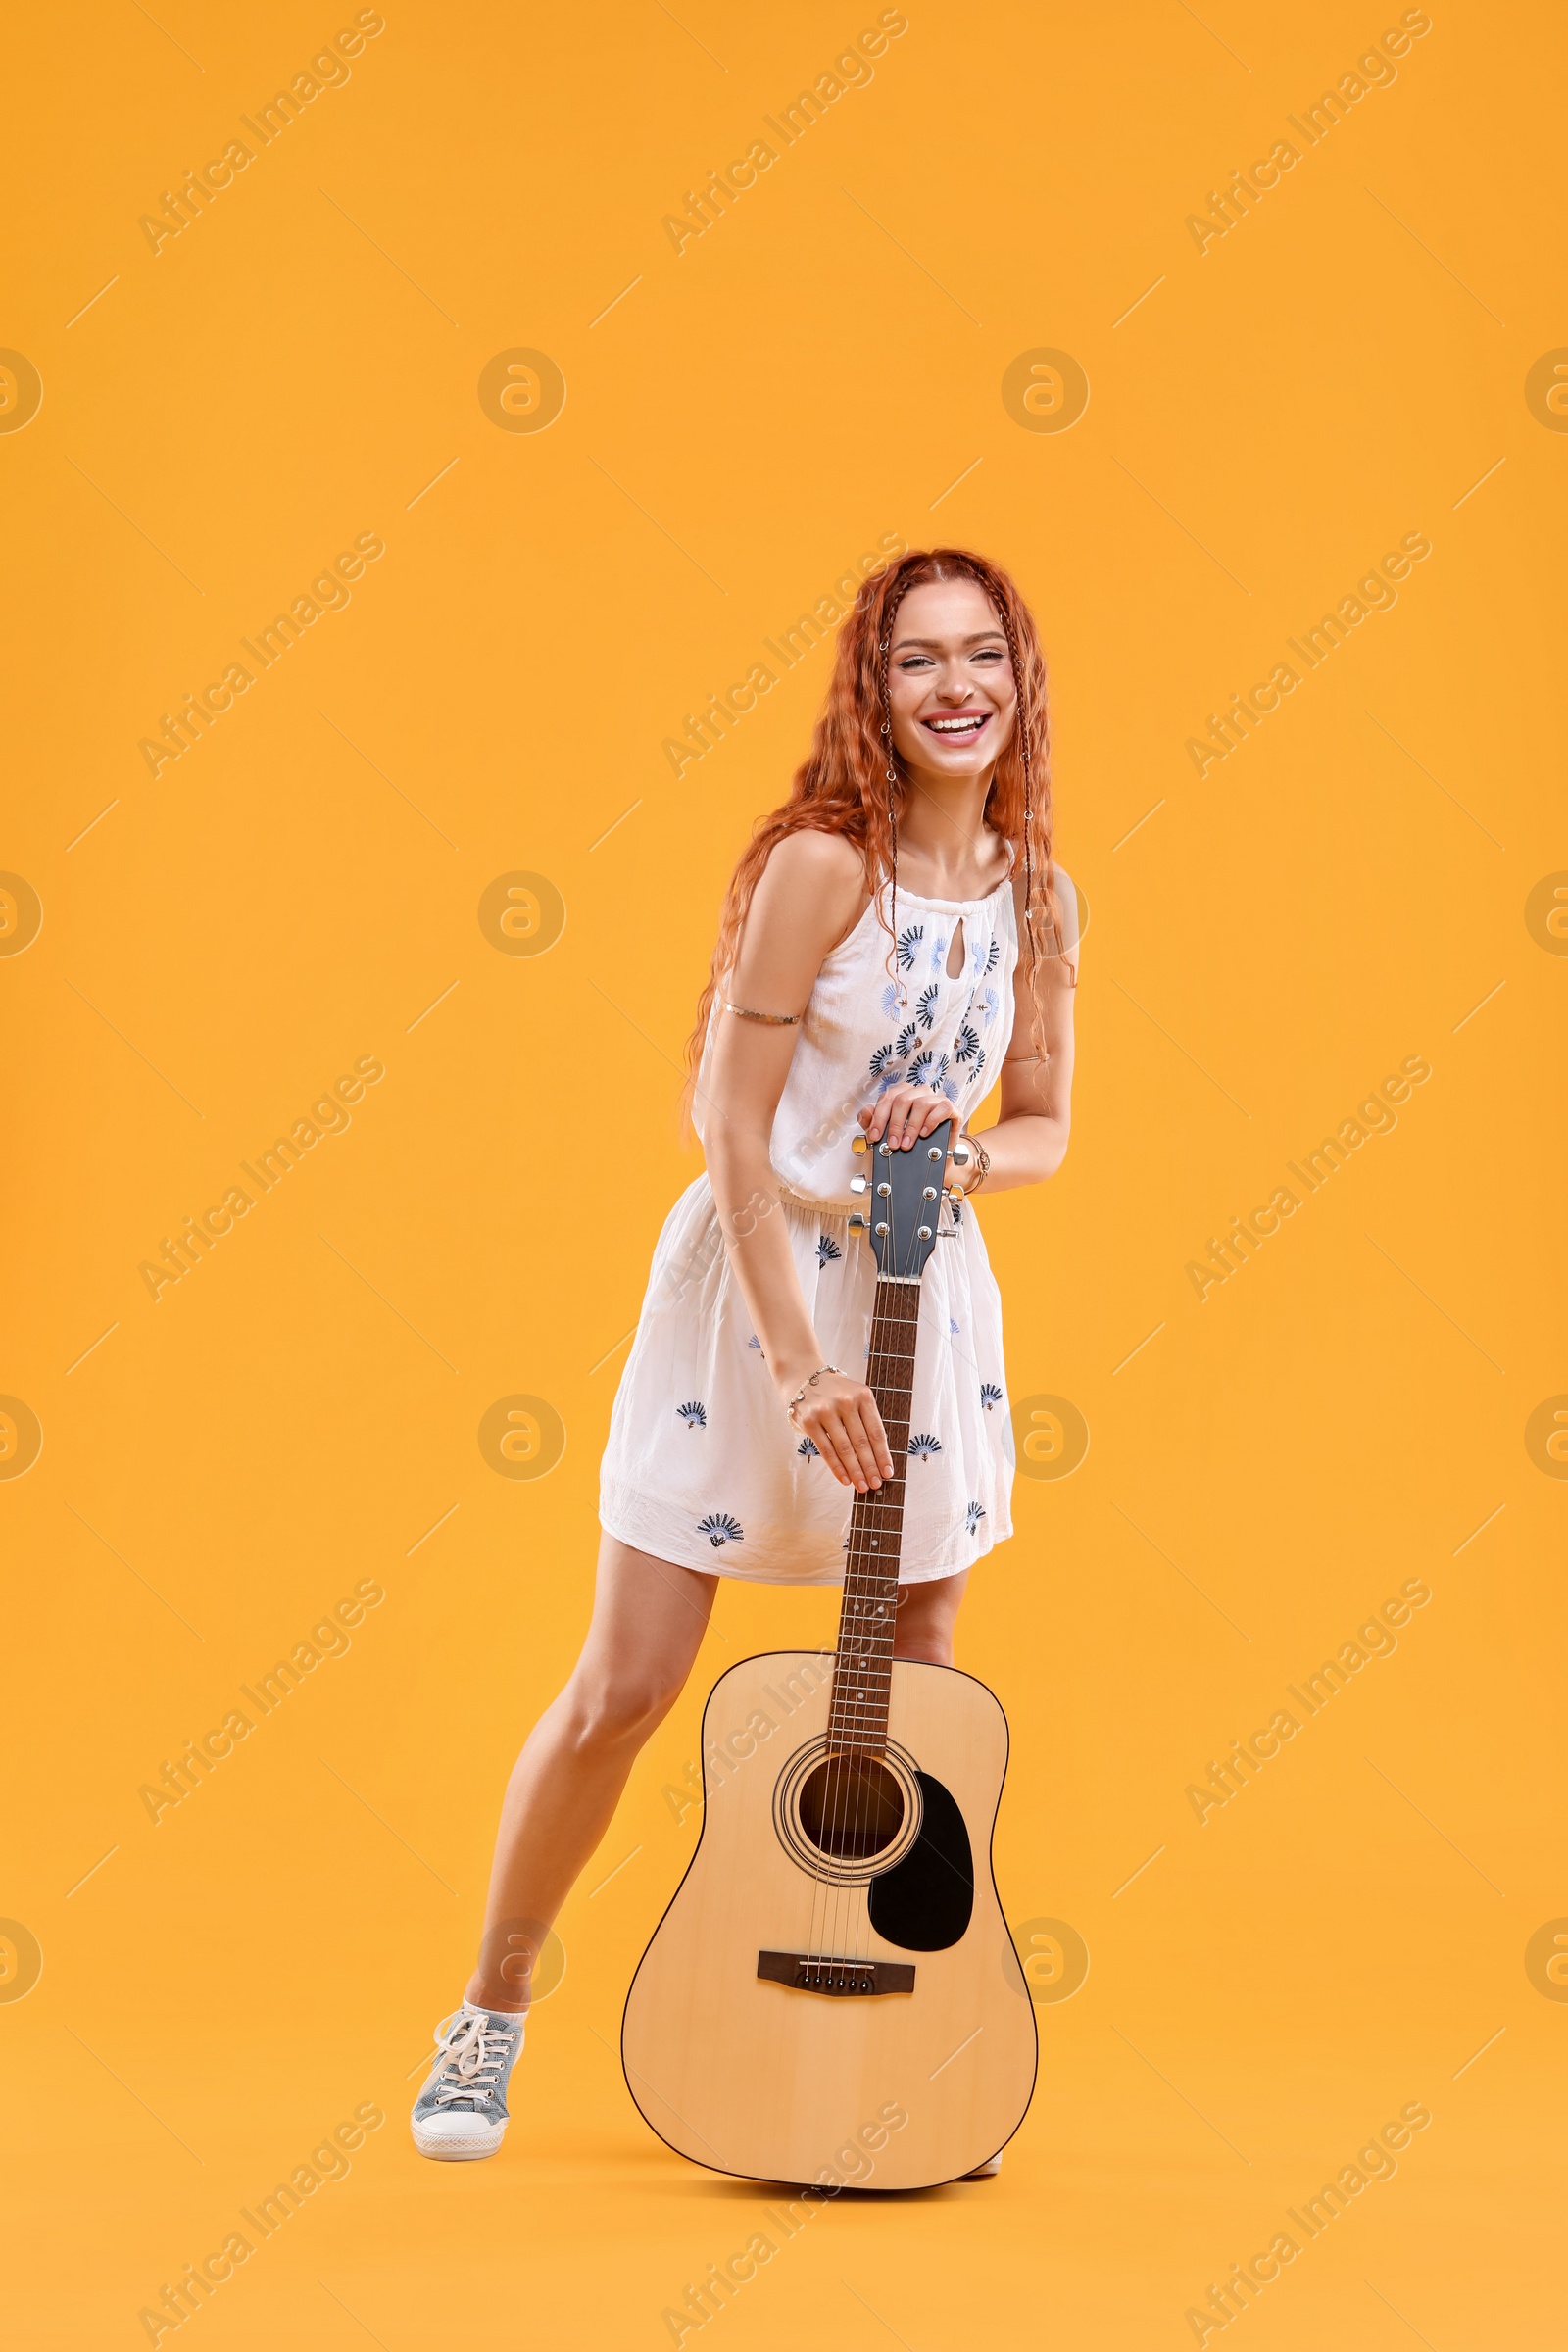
[138,535,386,779]
[138,1055,385,1301]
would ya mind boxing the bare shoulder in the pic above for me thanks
[751,828,868,938]
[1051,860,1081,956]
[728,825,869,1000]
[1011,856,1081,958]
[759,828,865,895]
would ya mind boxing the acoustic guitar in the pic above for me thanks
[621,1120,1037,2188]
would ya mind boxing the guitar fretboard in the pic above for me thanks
[826,1275,923,1756]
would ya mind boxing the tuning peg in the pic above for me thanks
[848,1212,867,1231]
[951,1145,970,1166]
[850,1176,868,1195]
[851,1134,869,1155]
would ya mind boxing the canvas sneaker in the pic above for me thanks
[411,2003,524,2161]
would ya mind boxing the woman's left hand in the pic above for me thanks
[859,1083,961,1153]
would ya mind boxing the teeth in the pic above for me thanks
[928,715,985,732]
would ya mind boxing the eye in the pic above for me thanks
[897,654,934,671]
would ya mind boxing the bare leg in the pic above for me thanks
[466,1535,717,2013]
[893,1568,969,1665]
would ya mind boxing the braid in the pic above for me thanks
[877,572,914,978]
[995,597,1055,991]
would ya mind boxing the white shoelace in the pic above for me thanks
[427,2009,518,2108]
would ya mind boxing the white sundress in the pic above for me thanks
[599,863,1024,1585]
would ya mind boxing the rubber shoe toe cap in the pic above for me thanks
[411,2107,506,2161]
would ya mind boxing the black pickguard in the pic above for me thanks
[867,1771,974,1951]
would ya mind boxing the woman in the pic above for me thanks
[413,546,1079,2159]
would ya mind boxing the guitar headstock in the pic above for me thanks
[848,1118,964,1281]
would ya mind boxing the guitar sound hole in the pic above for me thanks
[798,1754,906,1860]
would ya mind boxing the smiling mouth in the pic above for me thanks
[921,710,991,741]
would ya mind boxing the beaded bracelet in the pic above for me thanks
[961,1131,992,1194]
[786,1364,841,1429]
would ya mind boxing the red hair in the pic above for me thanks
[686,546,1071,1096]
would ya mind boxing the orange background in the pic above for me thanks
[4,1,1565,2345]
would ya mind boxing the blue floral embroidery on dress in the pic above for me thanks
[697,1513,744,1547]
[980,1381,1003,1411]
[907,1432,942,1460]
[906,1050,935,1085]
[928,1052,951,1092]
[949,1317,960,1336]
[880,980,907,1019]
[894,1021,919,1060]
[979,986,1000,1026]
[869,1042,900,1079]
[816,1234,843,1266]
[966,1500,986,1535]
[970,933,988,977]
[967,1048,988,1087]
[929,934,949,976]
[747,1335,762,1351]
[896,925,924,971]
[984,938,1001,976]
[676,1400,707,1429]
[797,1438,819,1460]
[954,1022,980,1064]
[915,983,941,1032]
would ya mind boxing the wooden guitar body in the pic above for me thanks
[621,1647,1038,2189]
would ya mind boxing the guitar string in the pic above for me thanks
[887,1171,945,1955]
[829,1250,887,1973]
[853,1200,921,1971]
[821,1269,881,1972]
[811,1280,901,1977]
[826,1268,886,1979]
[839,1284,887,1975]
[865,1272,919,1967]
[871,1188,921,1963]
[853,1281,899,1968]
[846,1257,919,1973]
[805,1131,948,1984]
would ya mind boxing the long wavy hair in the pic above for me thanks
[685,546,1072,1102]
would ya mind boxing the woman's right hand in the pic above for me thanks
[788,1370,895,1494]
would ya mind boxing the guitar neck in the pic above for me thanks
[826,1274,923,1755]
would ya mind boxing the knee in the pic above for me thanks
[562,1664,684,1755]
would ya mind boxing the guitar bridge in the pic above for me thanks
[757,1949,915,1996]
